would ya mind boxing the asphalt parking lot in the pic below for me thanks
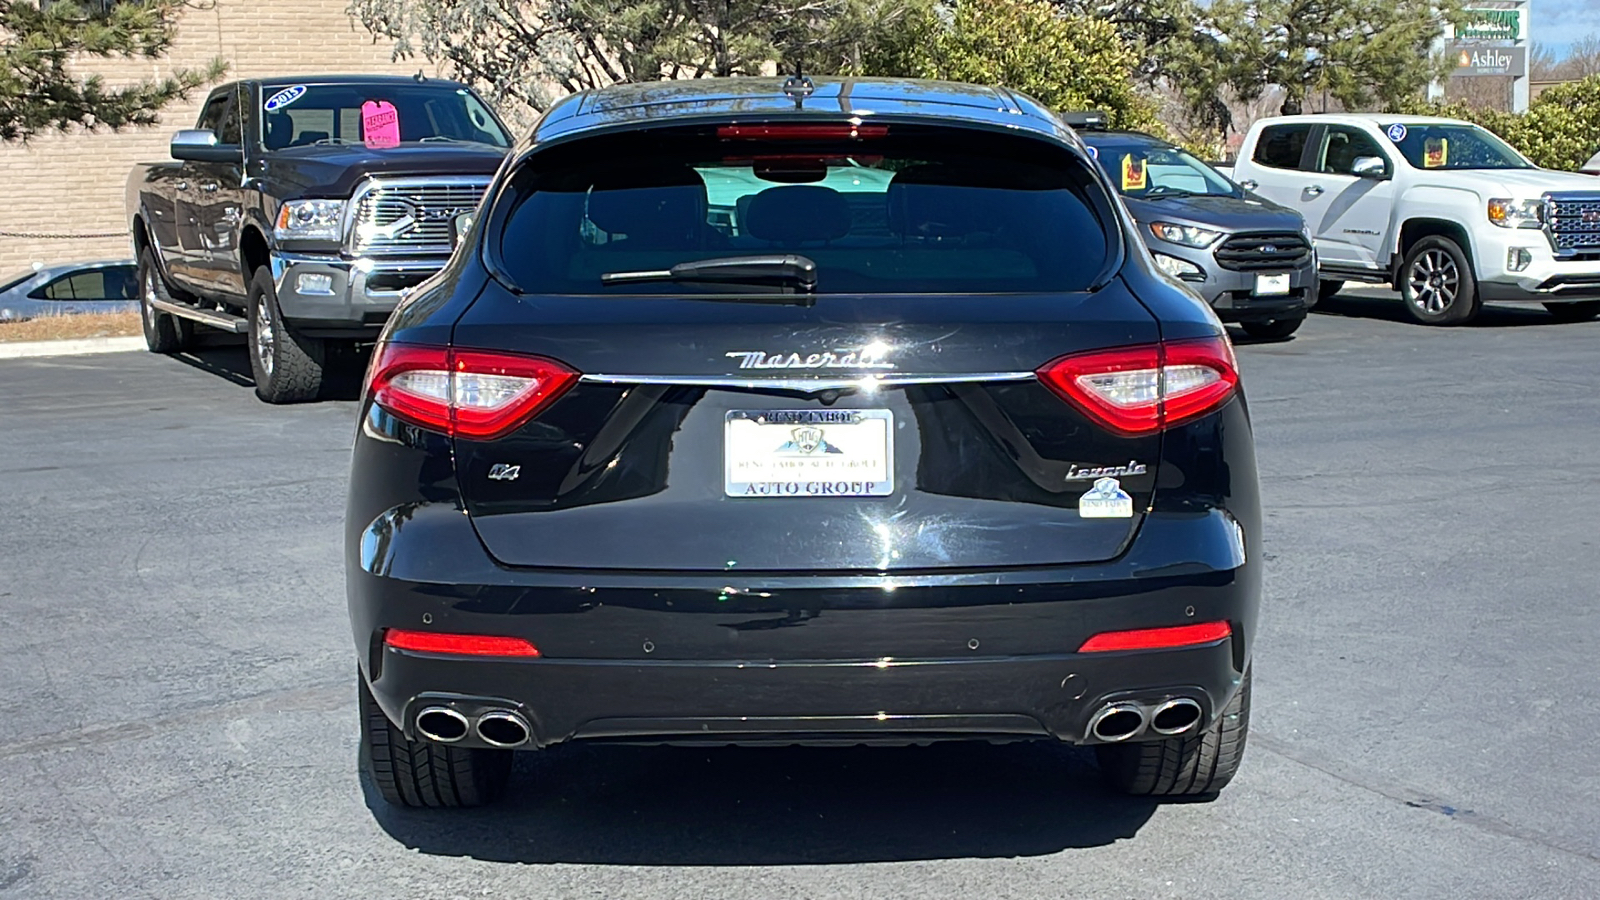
[3,290,1598,899]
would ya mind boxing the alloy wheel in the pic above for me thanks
[1407,249,1459,316]
[254,297,276,377]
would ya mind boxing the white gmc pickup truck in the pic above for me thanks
[1227,114,1600,325]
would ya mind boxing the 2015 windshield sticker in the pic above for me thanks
[1079,477,1134,518]
[361,100,401,148]
[264,85,307,112]
[1386,123,1408,142]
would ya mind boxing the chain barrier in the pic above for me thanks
[0,230,127,240]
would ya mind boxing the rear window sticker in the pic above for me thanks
[1121,154,1147,191]
[1423,137,1449,168]
[264,85,306,112]
[1079,477,1133,518]
[1386,123,1408,142]
[361,100,401,148]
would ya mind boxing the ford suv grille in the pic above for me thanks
[1545,193,1600,257]
[347,177,491,256]
[1214,232,1311,271]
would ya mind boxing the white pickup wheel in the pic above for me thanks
[1401,236,1480,326]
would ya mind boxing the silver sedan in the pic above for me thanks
[0,259,139,322]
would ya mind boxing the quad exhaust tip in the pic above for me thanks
[415,706,470,743]
[475,710,532,748]
[1150,698,1203,736]
[1088,702,1146,742]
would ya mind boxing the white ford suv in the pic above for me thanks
[1229,114,1600,325]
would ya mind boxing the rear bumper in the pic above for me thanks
[350,503,1259,750]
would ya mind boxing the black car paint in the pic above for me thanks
[348,78,1260,752]
[125,76,508,304]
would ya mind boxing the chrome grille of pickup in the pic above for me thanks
[347,177,490,256]
[1545,193,1600,256]
[1214,232,1312,271]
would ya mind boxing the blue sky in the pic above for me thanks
[1533,0,1600,58]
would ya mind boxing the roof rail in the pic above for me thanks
[1061,110,1109,131]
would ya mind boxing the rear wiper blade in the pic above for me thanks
[600,254,817,293]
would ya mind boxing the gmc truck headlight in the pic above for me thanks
[1150,222,1222,248]
[274,199,346,241]
[1487,198,1543,229]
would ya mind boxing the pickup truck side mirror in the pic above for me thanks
[171,129,244,164]
[1351,156,1388,179]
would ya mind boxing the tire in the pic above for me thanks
[1316,280,1343,304]
[359,671,513,808]
[1240,315,1305,339]
[1400,236,1480,326]
[247,267,324,403]
[1097,666,1251,797]
[1543,301,1600,322]
[137,247,193,354]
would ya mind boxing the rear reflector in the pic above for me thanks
[717,123,889,141]
[384,629,541,657]
[1037,335,1239,436]
[365,343,580,440]
[1077,620,1232,653]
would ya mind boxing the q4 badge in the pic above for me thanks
[1078,477,1133,518]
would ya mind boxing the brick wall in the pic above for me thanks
[0,1,440,274]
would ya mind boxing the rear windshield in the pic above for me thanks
[260,83,510,149]
[488,127,1117,295]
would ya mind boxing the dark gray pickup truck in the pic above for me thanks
[125,75,511,402]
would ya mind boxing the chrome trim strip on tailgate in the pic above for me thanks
[580,372,1037,390]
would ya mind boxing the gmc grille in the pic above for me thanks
[347,177,490,256]
[1214,232,1311,271]
[1545,193,1600,256]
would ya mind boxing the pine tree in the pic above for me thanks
[0,0,224,142]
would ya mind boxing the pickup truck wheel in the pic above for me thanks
[1096,667,1251,797]
[1316,280,1344,303]
[359,671,512,808]
[1240,316,1305,340]
[1543,301,1600,322]
[1401,236,1480,326]
[247,267,324,403]
[137,248,193,354]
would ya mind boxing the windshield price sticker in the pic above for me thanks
[1121,154,1147,191]
[725,409,894,498]
[362,100,402,148]
[1386,123,1408,143]
[264,85,307,112]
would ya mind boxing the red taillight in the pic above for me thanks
[1077,620,1232,653]
[365,343,579,440]
[716,123,889,140]
[384,629,541,657]
[1036,335,1238,436]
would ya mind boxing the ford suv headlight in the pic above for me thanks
[1487,198,1543,229]
[274,199,346,241]
[1150,222,1222,248]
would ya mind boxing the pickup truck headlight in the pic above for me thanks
[1487,198,1543,229]
[274,199,346,241]
[1150,222,1222,248]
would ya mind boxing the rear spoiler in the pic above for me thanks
[1061,110,1108,131]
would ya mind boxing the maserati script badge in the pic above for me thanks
[726,347,895,370]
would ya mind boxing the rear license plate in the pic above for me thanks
[1254,273,1291,295]
[725,409,894,498]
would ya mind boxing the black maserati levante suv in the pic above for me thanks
[348,77,1261,807]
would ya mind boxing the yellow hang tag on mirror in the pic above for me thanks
[1121,154,1147,191]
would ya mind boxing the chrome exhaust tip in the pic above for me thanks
[1088,702,1146,742]
[1149,698,1203,736]
[414,706,470,743]
[475,710,532,748]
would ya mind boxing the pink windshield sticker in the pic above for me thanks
[361,100,401,148]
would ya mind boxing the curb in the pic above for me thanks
[0,336,147,360]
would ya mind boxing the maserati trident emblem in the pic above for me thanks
[487,463,521,482]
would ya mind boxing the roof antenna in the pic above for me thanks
[413,69,427,83]
[782,57,814,109]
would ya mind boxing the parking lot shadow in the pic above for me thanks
[168,334,368,401]
[1313,292,1563,327]
[362,741,1162,864]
